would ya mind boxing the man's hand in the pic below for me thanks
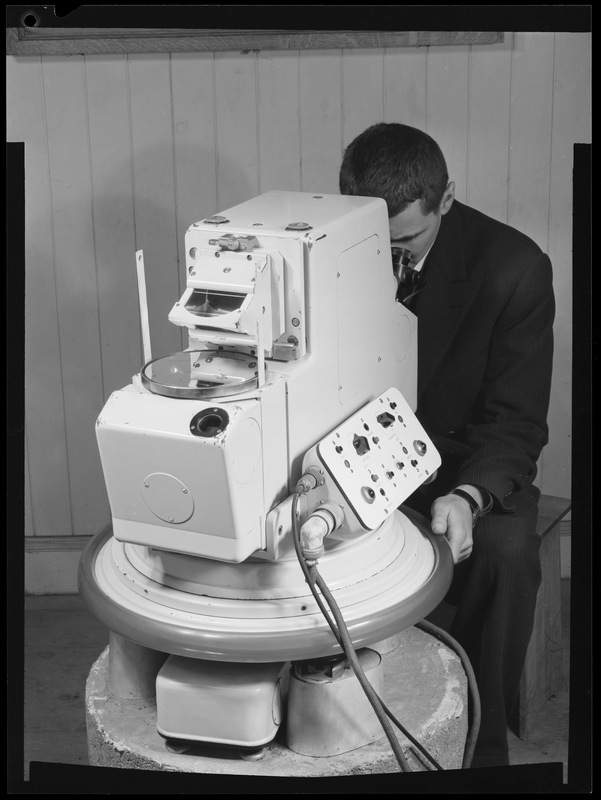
[430,486,483,564]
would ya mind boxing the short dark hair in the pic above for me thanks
[339,123,449,216]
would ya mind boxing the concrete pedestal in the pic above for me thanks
[85,626,468,776]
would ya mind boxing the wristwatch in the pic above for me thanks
[450,488,484,526]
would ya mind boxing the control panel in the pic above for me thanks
[314,387,441,530]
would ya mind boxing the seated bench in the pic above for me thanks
[513,494,571,739]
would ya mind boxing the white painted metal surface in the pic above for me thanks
[156,657,287,747]
[286,649,385,756]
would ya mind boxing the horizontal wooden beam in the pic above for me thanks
[25,530,109,552]
[7,28,504,57]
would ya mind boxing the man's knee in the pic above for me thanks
[474,516,542,583]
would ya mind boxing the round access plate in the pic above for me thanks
[140,349,261,399]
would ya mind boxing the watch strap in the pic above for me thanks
[450,488,482,525]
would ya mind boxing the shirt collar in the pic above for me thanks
[413,241,435,272]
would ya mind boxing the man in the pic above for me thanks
[340,123,555,768]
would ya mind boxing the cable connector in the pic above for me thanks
[299,503,344,564]
[294,465,325,495]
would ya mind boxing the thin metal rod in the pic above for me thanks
[136,250,152,365]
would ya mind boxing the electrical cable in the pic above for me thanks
[291,485,479,772]
[308,560,445,771]
[291,491,411,771]
[291,492,343,642]
[310,566,414,773]
[415,619,481,770]
[292,489,445,770]
[289,496,439,766]
[292,489,450,772]
[399,506,482,769]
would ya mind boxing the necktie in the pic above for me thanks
[391,247,426,306]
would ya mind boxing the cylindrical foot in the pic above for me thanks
[286,649,384,756]
[108,632,167,699]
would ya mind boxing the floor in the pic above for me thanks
[15,580,580,791]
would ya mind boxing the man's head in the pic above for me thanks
[339,122,455,265]
[339,122,449,216]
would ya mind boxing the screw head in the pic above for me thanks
[286,221,312,231]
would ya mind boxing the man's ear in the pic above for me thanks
[440,181,455,216]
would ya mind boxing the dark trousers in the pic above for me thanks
[406,485,542,766]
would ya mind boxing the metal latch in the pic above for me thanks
[272,338,300,361]
[208,233,259,252]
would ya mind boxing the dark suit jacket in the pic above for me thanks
[410,200,555,512]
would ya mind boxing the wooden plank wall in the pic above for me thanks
[7,32,590,557]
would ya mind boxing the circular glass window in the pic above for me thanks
[141,349,261,399]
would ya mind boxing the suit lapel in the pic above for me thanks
[412,203,481,399]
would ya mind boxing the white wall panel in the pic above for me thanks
[127,54,183,359]
[85,54,141,401]
[214,52,259,211]
[41,56,106,536]
[466,37,513,221]
[507,33,555,253]
[384,47,427,129]
[298,50,342,194]
[341,49,385,146]
[257,50,302,193]
[425,46,470,204]
[7,56,72,537]
[169,52,219,298]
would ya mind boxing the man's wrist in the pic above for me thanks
[454,484,493,513]
[449,484,492,525]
